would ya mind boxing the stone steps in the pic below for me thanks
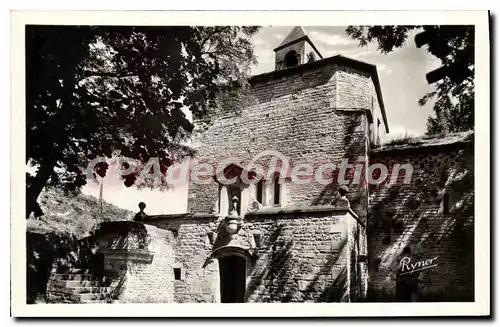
[71,287,112,294]
[78,292,110,302]
[47,271,115,303]
[68,268,90,274]
[52,279,102,288]
[54,273,94,281]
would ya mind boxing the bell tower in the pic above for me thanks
[273,26,323,71]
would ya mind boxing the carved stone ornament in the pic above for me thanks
[224,196,242,234]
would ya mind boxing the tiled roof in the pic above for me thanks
[278,26,308,48]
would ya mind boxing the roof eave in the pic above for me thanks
[273,35,323,59]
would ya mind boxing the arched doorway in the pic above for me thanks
[211,246,250,303]
[219,255,246,303]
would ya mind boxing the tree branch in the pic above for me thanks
[200,26,231,50]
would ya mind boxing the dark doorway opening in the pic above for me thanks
[219,255,246,303]
[284,50,299,68]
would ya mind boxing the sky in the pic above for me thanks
[81,26,442,215]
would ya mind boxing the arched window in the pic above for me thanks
[273,178,281,205]
[272,173,282,206]
[256,179,264,204]
[284,50,299,68]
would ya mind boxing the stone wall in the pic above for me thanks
[187,61,377,226]
[142,215,221,303]
[367,133,474,301]
[96,221,176,303]
[142,206,364,303]
[181,58,383,303]
[243,208,360,302]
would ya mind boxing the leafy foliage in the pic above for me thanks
[345,26,416,53]
[27,187,133,238]
[345,25,474,135]
[26,25,260,217]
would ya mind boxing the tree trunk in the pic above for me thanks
[26,161,54,219]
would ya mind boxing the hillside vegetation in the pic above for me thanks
[27,188,134,238]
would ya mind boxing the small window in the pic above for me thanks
[174,268,182,280]
[284,50,299,68]
[273,179,281,206]
[256,180,263,204]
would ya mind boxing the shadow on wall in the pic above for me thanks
[367,143,474,302]
[93,221,156,301]
[245,223,349,302]
[311,112,367,210]
[99,221,152,250]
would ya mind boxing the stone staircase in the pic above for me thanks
[47,268,114,303]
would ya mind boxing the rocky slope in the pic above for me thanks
[26,188,134,303]
[27,188,134,238]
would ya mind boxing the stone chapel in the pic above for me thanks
[47,26,475,303]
